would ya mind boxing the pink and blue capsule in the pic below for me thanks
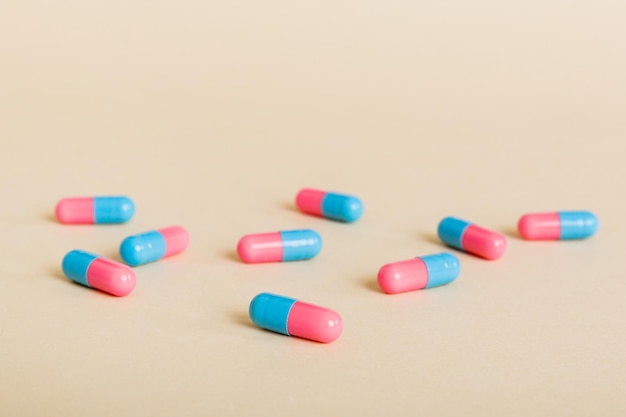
[378,253,460,294]
[56,196,135,224]
[62,250,136,296]
[438,217,506,260]
[120,226,190,266]
[518,211,599,240]
[296,188,363,222]
[249,293,343,343]
[237,229,322,263]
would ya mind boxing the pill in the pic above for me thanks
[55,196,135,224]
[295,188,363,222]
[237,229,322,263]
[518,211,599,240]
[120,226,190,266]
[377,252,460,294]
[62,250,136,296]
[249,293,343,343]
[437,216,506,260]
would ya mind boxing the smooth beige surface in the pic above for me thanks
[1,1,625,416]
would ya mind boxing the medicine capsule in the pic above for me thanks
[377,252,460,294]
[518,211,599,240]
[237,229,322,263]
[437,216,506,260]
[55,196,135,224]
[62,250,136,296]
[249,293,343,343]
[120,226,190,266]
[295,188,363,222]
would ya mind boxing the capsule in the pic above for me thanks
[295,188,363,222]
[437,216,506,260]
[62,250,136,296]
[237,229,322,263]
[249,293,343,343]
[55,196,135,224]
[518,211,598,240]
[120,226,190,266]
[377,253,460,294]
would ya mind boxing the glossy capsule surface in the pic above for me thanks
[295,188,363,222]
[518,211,599,240]
[62,250,136,296]
[55,196,135,224]
[377,253,460,294]
[249,293,343,343]
[120,226,190,266]
[237,229,322,263]
[438,217,506,260]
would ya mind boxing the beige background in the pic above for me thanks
[1,1,625,416]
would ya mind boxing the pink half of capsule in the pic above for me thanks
[518,213,561,239]
[462,225,507,260]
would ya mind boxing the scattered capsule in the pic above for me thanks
[377,253,460,294]
[237,229,322,263]
[249,293,343,343]
[295,188,363,222]
[120,226,190,266]
[55,196,135,224]
[62,250,136,296]
[437,216,506,260]
[518,211,599,240]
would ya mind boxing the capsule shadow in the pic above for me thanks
[231,310,257,330]
[46,213,58,223]
[502,227,523,240]
[280,201,300,213]
[418,232,443,246]
[49,268,68,282]
[222,250,241,263]
[104,250,123,263]
[50,268,96,292]
[361,276,382,293]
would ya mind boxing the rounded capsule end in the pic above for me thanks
[249,293,295,335]
[106,267,136,297]
[87,257,136,297]
[517,213,560,240]
[377,258,428,294]
[312,309,343,343]
[116,197,135,223]
[340,196,364,223]
[287,301,343,343]
[236,232,283,263]
[119,236,144,267]
[55,198,95,224]
[321,193,364,223]
[479,234,507,260]
[559,211,599,239]
[236,235,255,263]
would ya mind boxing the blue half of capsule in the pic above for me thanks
[249,293,297,335]
[93,196,135,224]
[423,253,461,288]
[280,230,322,261]
[321,193,364,223]
[559,211,599,239]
